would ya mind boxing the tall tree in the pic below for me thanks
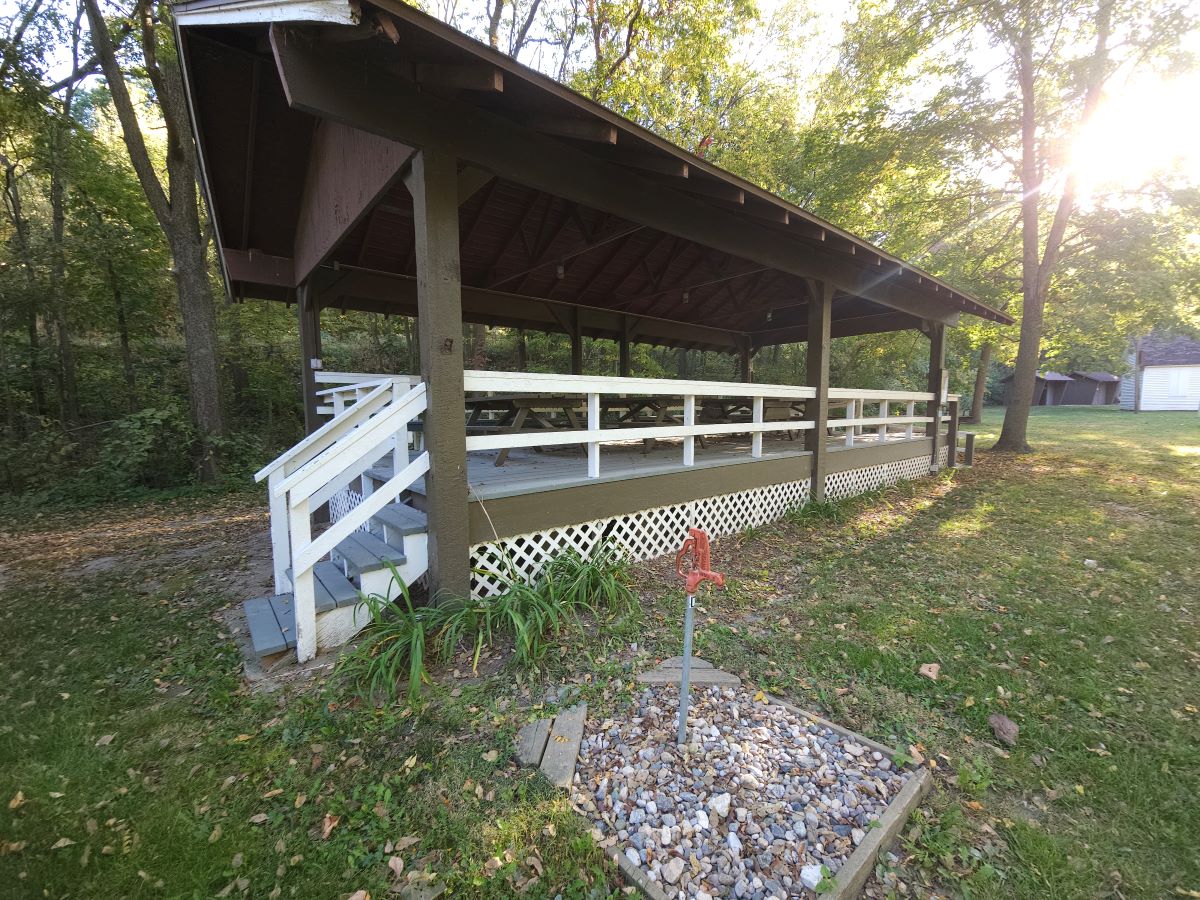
[83,0,225,478]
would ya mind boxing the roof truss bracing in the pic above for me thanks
[176,0,1011,352]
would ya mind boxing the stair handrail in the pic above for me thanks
[281,381,430,663]
[254,377,392,483]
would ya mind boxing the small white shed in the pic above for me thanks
[1120,334,1200,411]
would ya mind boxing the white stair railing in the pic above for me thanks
[256,381,429,663]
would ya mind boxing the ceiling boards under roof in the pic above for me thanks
[175,0,1012,351]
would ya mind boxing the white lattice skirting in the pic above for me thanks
[469,447,951,599]
[329,488,371,533]
[824,445,949,501]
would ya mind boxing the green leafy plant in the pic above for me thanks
[956,755,994,798]
[784,499,845,525]
[338,562,440,703]
[338,543,637,700]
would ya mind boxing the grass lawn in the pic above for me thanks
[1,405,1197,899]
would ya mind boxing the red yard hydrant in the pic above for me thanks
[674,527,725,745]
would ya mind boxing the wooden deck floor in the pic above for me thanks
[370,431,927,501]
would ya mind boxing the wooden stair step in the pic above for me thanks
[314,561,361,608]
[333,531,406,577]
[372,502,427,536]
[243,594,295,655]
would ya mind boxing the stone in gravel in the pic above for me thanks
[852,828,866,846]
[629,808,646,825]
[625,847,641,868]
[709,792,732,818]
[661,826,671,845]
[728,831,743,855]
[661,857,685,884]
[800,864,824,891]
[695,809,711,830]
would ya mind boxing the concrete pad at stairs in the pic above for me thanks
[539,703,586,789]
[637,657,741,686]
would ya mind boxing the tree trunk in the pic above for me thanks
[994,4,1111,452]
[994,29,1040,453]
[516,328,527,370]
[108,260,138,412]
[965,342,991,424]
[471,323,487,368]
[48,135,80,426]
[172,235,224,480]
[84,0,225,479]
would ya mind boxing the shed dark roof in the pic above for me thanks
[1001,371,1074,383]
[1069,371,1119,382]
[1138,334,1200,367]
[174,0,1012,351]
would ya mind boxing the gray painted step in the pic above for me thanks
[243,594,295,655]
[284,561,361,614]
[333,531,406,577]
[372,502,427,536]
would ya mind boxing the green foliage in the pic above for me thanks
[338,543,636,702]
[337,565,435,704]
[784,499,845,526]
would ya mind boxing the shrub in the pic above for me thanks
[336,542,637,702]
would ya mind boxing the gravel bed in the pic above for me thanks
[572,685,911,899]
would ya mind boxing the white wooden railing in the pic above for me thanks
[458,371,954,479]
[826,388,956,448]
[255,377,429,662]
[462,371,817,478]
[315,373,421,417]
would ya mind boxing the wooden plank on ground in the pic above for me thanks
[539,703,586,789]
[514,718,551,767]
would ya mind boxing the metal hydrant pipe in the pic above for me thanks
[673,527,724,746]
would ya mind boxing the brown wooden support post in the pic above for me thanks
[297,281,322,436]
[738,339,753,383]
[570,307,583,375]
[407,148,470,601]
[618,316,631,378]
[804,281,832,502]
[946,398,960,468]
[963,431,976,466]
[926,321,946,471]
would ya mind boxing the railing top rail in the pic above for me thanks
[313,371,417,385]
[254,379,393,483]
[463,370,817,399]
[279,382,428,503]
[314,378,395,398]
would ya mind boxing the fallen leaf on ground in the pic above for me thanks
[294,793,306,809]
[481,750,499,763]
[394,836,420,852]
[51,837,76,849]
[347,891,370,900]
[249,813,269,825]
[988,713,1019,747]
[320,813,340,839]
[95,734,115,747]
[919,663,940,681]
[387,856,404,878]
[8,791,24,810]
[208,825,222,843]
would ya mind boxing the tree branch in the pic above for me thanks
[81,0,172,227]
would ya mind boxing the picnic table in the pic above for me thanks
[465,394,585,466]
[465,393,848,466]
